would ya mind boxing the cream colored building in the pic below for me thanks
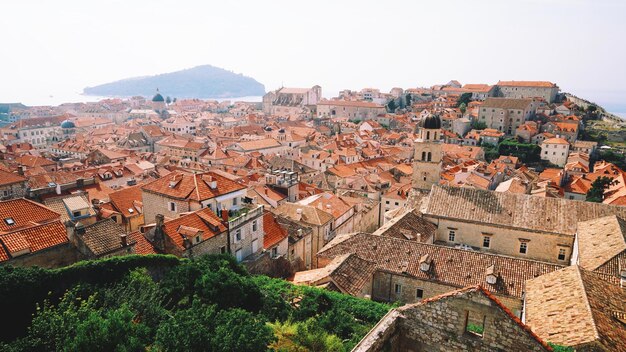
[496,81,559,103]
[317,100,385,121]
[540,137,570,166]
[478,98,536,135]
[422,185,626,265]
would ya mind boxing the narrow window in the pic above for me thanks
[394,283,402,295]
[448,230,456,242]
[416,288,424,299]
[235,229,241,241]
[519,242,528,254]
[558,248,566,261]
[427,152,432,161]
[252,220,257,232]
[220,246,226,254]
[421,151,426,161]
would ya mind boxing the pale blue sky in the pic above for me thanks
[1,0,625,111]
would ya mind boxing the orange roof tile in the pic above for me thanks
[263,211,288,249]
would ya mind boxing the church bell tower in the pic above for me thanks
[412,115,442,190]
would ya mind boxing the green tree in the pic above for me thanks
[212,308,275,352]
[498,138,541,163]
[166,96,172,104]
[471,120,487,130]
[405,94,412,107]
[387,99,397,112]
[597,150,626,170]
[457,92,472,107]
[586,176,616,202]
[459,102,467,115]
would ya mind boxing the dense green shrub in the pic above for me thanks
[0,254,390,351]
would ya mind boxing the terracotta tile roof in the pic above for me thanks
[27,171,86,190]
[263,211,288,249]
[497,80,557,88]
[575,215,626,272]
[79,219,132,256]
[273,202,333,226]
[0,198,60,233]
[524,266,626,350]
[128,231,156,255]
[231,138,282,152]
[297,192,353,219]
[141,171,245,201]
[0,169,27,187]
[564,175,591,195]
[317,233,563,299]
[109,185,143,218]
[373,210,436,243]
[158,208,227,250]
[424,185,626,237]
[15,155,56,168]
[0,220,68,261]
[482,97,533,110]
[543,137,569,145]
[293,253,377,296]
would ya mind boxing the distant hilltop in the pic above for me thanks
[83,65,265,99]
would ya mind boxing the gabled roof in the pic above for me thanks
[317,232,563,298]
[0,169,27,187]
[273,202,333,226]
[424,185,626,236]
[152,208,227,251]
[575,215,626,272]
[0,198,60,233]
[0,220,68,262]
[109,185,143,218]
[524,266,626,350]
[141,171,245,201]
[79,218,132,256]
[263,211,288,249]
[482,97,533,110]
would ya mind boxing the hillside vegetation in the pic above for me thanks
[0,254,390,352]
[83,65,265,99]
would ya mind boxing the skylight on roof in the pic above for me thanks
[128,208,134,213]
[4,218,15,226]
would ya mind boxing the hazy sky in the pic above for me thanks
[2,0,625,110]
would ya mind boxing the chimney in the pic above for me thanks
[120,233,128,247]
[56,183,62,195]
[295,208,303,221]
[221,209,229,222]
[17,166,24,176]
[210,181,217,189]
[153,214,165,251]
[75,222,86,236]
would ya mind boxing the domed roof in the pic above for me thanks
[152,92,165,102]
[421,115,441,129]
[60,119,76,129]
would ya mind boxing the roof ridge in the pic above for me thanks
[575,266,601,342]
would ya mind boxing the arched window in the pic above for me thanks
[426,131,430,140]
[427,152,432,162]
[422,151,426,161]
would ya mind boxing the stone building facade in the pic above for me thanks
[478,97,536,135]
[353,286,551,352]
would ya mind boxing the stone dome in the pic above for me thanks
[60,119,76,129]
[422,115,441,129]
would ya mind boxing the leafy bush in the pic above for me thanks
[1,255,390,351]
